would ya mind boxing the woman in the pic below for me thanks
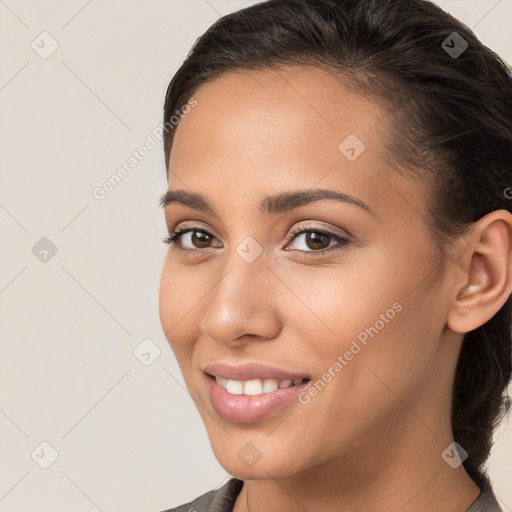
[158,0,512,510]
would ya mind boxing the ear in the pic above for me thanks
[447,209,512,334]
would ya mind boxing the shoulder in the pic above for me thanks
[158,478,244,512]
[466,472,503,512]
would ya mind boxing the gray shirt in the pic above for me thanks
[162,475,503,511]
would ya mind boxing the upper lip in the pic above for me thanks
[204,362,310,382]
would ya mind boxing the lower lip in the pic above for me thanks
[207,374,310,423]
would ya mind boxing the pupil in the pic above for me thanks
[193,231,210,248]
[307,232,329,250]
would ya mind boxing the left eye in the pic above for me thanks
[286,229,349,253]
[163,226,350,256]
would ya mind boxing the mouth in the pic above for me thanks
[206,373,310,396]
[205,372,312,423]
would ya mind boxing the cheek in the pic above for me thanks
[278,261,404,359]
[158,258,199,350]
[288,253,436,389]
[158,261,174,338]
[311,270,441,425]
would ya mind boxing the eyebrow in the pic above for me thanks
[159,188,373,216]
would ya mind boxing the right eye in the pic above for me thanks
[162,227,222,252]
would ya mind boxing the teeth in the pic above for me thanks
[243,379,263,395]
[215,376,306,395]
[226,379,244,395]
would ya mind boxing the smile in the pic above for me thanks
[207,373,311,423]
[213,375,308,395]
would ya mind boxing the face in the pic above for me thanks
[159,65,455,480]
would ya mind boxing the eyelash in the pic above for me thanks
[162,223,350,257]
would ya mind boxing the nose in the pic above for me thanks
[200,249,281,347]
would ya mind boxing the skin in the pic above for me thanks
[159,65,512,512]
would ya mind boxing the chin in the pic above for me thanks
[211,441,302,481]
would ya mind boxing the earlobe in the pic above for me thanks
[447,210,512,334]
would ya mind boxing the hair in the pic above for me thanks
[162,0,512,482]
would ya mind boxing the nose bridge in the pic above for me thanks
[211,228,270,305]
[200,243,279,345]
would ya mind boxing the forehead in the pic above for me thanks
[172,65,386,156]
[167,65,427,225]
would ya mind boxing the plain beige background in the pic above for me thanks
[0,0,511,510]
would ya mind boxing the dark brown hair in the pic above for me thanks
[162,0,512,481]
